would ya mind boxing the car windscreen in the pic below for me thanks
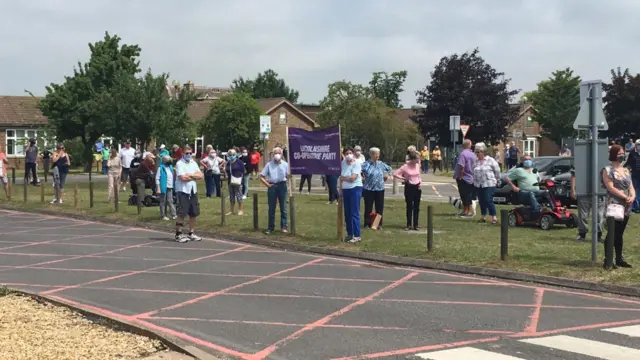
[532,158,556,171]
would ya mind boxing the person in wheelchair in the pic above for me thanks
[505,157,552,213]
[131,152,157,197]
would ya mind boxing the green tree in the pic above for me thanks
[603,67,640,139]
[529,68,580,145]
[199,92,262,151]
[369,70,408,108]
[157,85,198,147]
[39,32,141,170]
[231,69,300,103]
[413,48,519,145]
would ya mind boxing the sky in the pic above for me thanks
[1,0,639,107]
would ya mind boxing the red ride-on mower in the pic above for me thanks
[507,179,578,230]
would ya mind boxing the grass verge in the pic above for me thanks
[2,180,639,286]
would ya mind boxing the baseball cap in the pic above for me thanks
[159,144,166,149]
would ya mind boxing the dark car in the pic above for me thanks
[493,156,575,207]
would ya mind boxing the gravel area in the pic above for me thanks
[0,291,166,360]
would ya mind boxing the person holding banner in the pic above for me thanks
[340,147,363,243]
[361,147,392,230]
[260,146,289,234]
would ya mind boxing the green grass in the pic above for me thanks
[0,286,14,297]
[3,180,640,286]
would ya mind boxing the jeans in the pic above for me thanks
[204,172,214,197]
[577,195,605,236]
[267,182,288,230]
[326,175,339,203]
[632,177,640,211]
[363,189,385,227]
[102,161,108,175]
[242,174,250,197]
[404,183,421,228]
[421,160,429,173]
[160,188,176,218]
[343,186,362,237]
[518,190,551,212]
[25,163,38,184]
[475,186,496,216]
[299,174,312,193]
[212,173,221,197]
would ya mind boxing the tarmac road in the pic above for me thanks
[1,210,639,359]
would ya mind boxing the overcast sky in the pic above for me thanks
[1,0,638,107]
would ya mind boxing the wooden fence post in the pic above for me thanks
[74,184,78,208]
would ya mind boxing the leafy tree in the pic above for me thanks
[231,69,300,103]
[369,70,408,108]
[603,68,640,139]
[528,68,580,145]
[158,85,198,147]
[413,48,519,145]
[39,32,141,170]
[199,92,262,151]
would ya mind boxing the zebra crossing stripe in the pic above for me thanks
[602,325,640,337]
[520,335,640,360]
[415,347,524,359]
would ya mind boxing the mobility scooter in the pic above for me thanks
[507,178,578,230]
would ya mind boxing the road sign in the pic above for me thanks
[449,115,460,131]
[512,131,523,139]
[460,125,470,138]
[573,81,608,130]
[260,115,271,133]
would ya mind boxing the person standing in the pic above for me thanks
[0,147,8,198]
[106,148,121,203]
[174,145,203,243]
[472,142,501,224]
[200,150,221,198]
[240,147,251,199]
[602,145,635,269]
[299,173,312,194]
[453,139,477,218]
[225,149,246,215]
[101,146,110,175]
[353,145,366,166]
[361,147,391,230]
[624,139,640,213]
[260,147,289,234]
[571,165,604,242]
[41,147,52,178]
[420,146,430,174]
[156,155,177,221]
[118,141,136,192]
[24,138,40,185]
[51,143,70,204]
[394,152,422,230]
[250,146,261,179]
[340,147,363,243]
[507,141,520,169]
[325,173,339,205]
[431,146,442,174]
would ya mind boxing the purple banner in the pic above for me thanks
[288,126,341,175]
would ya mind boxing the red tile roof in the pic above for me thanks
[0,96,47,127]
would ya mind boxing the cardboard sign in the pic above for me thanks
[370,212,382,230]
[460,125,470,138]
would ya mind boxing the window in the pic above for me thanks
[527,116,533,125]
[278,112,287,125]
[523,139,536,157]
[5,129,48,157]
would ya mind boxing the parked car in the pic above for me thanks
[493,156,575,207]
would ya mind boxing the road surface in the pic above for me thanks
[2,211,638,359]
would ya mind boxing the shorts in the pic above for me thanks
[0,175,7,184]
[120,168,131,182]
[176,192,200,218]
[456,179,475,206]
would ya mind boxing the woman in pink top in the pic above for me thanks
[394,152,422,230]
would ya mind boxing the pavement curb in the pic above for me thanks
[4,289,208,360]
[3,203,640,299]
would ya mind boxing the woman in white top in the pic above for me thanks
[200,150,224,198]
[472,142,501,224]
[340,147,364,243]
[106,148,122,202]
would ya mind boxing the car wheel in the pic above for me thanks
[508,211,518,227]
[540,214,555,230]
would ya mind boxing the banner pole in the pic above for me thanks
[286,126,293,197]
[337,125,343,241]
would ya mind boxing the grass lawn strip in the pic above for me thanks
[3,180,639,286]
[0,287,166,360]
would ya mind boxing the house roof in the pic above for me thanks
[297,104,321,122]
[165,83,231,100]
[0,96,48,127]
[256,98,319,128]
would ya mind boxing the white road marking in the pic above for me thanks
[520,335,640,360]
[431,185,442,197]
[603,325,640,338]
[415,347,524,359]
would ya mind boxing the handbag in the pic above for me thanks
[230,175,242,187]
[606,203,625,221]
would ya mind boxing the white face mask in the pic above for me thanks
[346,154,354,160]
[355,151,361,156]
[242,152,248,156]
[273,154,282,161]
[210,152,216,158]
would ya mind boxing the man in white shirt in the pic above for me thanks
[118,140,136,191]
[174,145,204,243]
[353,145,366,165]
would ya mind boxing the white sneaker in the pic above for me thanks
[171,216,177,220]
[162,216,170,221]
[50,199,57,204]
[175,234,190,243]
[188,233,202,242]
[242,195,247,200]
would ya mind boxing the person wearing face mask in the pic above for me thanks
[353,145,366,165]
[340,147,364,243]
[240,146,251,199]
[225,149,246,215]
[174,145,204,243]
[394,152,422,230]
[505,155,551,214]
[200,148,222,198]
[156,155,177,220]
[260,146,290,234]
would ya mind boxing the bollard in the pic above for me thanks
[11,168,15,184]
[136,181,143,215]
[40,184,45,203]
[392,177,398,195]
[253,193,259,230]
[43,167,47,183]
[604,216,615,269]
[23,182,27,203]
[114,185,119,212]
[89,182,94,208]
[289,195,296,235]
[7,180,11,200]
[220,181,227,226]
[500,209,509,261]
[427,205,433,252]
[74,183,79,208]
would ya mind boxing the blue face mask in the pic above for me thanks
[228,154,237,161]
[523,160,533,168]
[183,154,192,162]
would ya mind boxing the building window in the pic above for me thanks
[278,112,287,125]
[527,116,533,125]
[5,129,48,157]
[523,139,536,157]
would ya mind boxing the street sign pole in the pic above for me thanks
[589,85,599,264]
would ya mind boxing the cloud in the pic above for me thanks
[1,0,638,107]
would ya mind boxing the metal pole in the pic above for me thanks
[500,209,509,261]
[427,205,433,252]
[589,85,599,263]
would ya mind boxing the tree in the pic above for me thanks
[369,70,408,108]
[231,69,300,103]
[39,32,141,170]
[413,48,519,145]
[199,92,262,151]
[603,68,640,139]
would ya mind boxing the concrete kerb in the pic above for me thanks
[4,289,209,360]
[2,203,640,299]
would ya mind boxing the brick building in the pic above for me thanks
[497,103,559,161]
[0,96,49,168]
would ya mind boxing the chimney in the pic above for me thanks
[172,80,180,100]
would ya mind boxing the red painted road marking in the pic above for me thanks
[524,288,545,333]
[147,316,408,330]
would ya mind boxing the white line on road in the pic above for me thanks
[602,325,640,337]
[415,347,524,359]
[431,185,441,197]
[520,335,640,360]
